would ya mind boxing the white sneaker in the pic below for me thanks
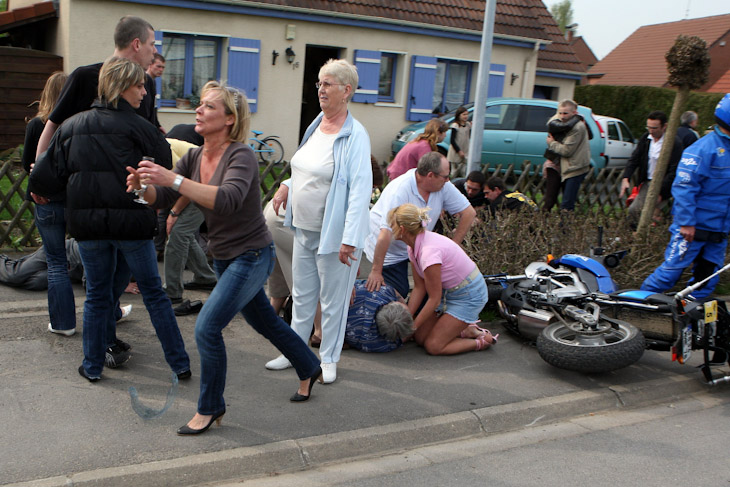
[265,354,292,370]
[48,323,75,336]
[118,304,133,322]
[321,362,337,384]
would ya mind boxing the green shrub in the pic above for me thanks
[575,85,723,139]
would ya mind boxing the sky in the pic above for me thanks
[545,0,730,60]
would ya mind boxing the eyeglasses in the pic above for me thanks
[646,125,662,130]
[433,172,450,180]
[315,81,344,90]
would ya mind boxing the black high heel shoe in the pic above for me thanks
[290,366,322,402]
[177,410,225,435]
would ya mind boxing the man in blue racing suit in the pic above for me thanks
[641,93,730,299]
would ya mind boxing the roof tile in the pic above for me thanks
[589,14,730,88]
[244,0,585,73]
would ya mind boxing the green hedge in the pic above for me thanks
[575,85,723,140]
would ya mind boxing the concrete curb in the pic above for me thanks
[6,374,723,487]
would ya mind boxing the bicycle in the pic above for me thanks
[249,130,284,164]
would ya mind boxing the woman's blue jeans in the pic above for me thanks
[196,243,319,415]
[35,202,76,331]
[78,239,190,377]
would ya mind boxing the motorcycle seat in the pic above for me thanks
[611,289,675,309]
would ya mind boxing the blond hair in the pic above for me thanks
[98,56,145,108]
[200,80,251,143]
[34,71,68,123]
[319,59,358,102]
[387,203,430,240]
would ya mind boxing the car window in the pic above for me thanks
[521,105,554,132]
[607,121,620,141]
[618,122,634,142]
[484,104,519,130]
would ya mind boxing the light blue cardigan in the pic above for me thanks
[284,111,373,254]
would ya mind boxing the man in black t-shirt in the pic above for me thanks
[451,170,487,208]
[35,15,158,161]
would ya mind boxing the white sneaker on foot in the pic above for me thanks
[265,354,292,370]
[118,304,133,322]
[321,362,337,384]
[48,323,75,336]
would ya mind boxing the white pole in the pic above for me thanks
[466,0,496,175]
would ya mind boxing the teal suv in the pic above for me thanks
[391,98,606,171]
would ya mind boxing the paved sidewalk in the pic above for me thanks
[1,279,727,486]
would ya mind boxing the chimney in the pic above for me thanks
[565,23,578,42]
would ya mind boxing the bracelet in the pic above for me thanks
[171,174,184,192]
[169,209,180,217]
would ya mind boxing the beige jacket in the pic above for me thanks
[547,119,591,181]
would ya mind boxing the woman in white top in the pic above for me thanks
[266,59,373,384]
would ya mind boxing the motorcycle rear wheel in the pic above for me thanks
[537,320,645,373]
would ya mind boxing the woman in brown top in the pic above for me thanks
[127,81,321,436]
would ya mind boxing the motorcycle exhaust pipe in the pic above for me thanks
[497,300,517,323]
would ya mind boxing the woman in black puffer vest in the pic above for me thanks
[30,57,190,382]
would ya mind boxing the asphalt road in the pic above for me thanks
[222,393,730,487]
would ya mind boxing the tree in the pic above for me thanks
[550,0,574,34]
[634,35,710,241]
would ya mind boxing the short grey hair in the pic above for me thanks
[416,151,444,176]
[680,111,698,125]
[319,59,358,102]
[114,16,153,50]
[375,302,413,341]
[558,99,578,111]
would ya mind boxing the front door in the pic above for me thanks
[298,45,340,143]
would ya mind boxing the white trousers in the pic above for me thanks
[291,228,361,364]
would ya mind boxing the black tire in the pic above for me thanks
[536,320,645,373]
[258,137,284,164]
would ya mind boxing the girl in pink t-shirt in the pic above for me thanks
[386,119,448,180]
[388,203,497,355]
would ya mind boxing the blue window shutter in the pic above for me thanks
[488,63,506,98]
[228,38,260,113]
[154,31,163,108]
[407,55,437,121]
[352,50,380,104]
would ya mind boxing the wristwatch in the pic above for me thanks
[172,174,184,192]
[169,209,180,217]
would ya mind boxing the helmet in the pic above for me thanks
[715,93,730,132]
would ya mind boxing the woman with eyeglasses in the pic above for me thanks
[266,59,372,384]
[388,203,496,355]
[127,80,322,435]
[387,118,448,181]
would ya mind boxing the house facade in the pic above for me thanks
[5,0,586,160]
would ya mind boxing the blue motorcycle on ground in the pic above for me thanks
[487,246,730,384]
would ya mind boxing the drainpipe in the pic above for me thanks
[521,41,540,98]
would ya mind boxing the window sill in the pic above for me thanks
[159,107,196,113]
[374,102,403,108]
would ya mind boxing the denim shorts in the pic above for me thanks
[437,273,488,324]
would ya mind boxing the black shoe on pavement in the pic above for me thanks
[183,280,217,291]
[105,345,131,368]
[78,365,100,382]
[115,339,132,352]
[177,370,192,380]
[174,299,203,316]
[169,296,184,305]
